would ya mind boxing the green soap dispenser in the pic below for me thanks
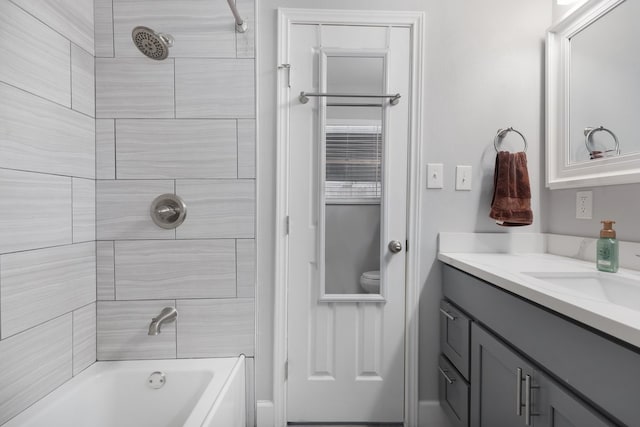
[597,220,618,273]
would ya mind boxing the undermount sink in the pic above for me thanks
[523,272,640,312]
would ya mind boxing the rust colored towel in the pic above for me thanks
[489,151,533,226]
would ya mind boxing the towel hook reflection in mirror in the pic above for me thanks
[494,127,527,153]
[584,126,620,160]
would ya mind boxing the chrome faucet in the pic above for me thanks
[148,307,178,336]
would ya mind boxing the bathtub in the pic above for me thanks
[4,356,245,427]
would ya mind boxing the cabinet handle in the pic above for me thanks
[524,374,539,426]
[516,368,523,416]
[438,367,456,384]
[439,308,457,321]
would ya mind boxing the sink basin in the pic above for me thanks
[523,272,640,312]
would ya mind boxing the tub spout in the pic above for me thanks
[148,307,177,336]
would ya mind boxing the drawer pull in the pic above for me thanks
[524,374,539,426]
[439,308,457,321]
[516,368,523,416]
[438,367,456,384]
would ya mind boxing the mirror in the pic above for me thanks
[319,50,387,299]
[547,0,640,188]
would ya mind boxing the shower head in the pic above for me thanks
[131,26,174,60]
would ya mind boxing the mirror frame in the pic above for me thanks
[546,0,640,189]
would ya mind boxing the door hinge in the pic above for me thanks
[278,63,291,88]
[285,216,290,235]
[406,240,409,252]
[284,360,289,380]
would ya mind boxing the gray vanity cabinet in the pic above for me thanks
[535,374,613,427]
[441,264,630,426]
[470,322,613,427]
[470,323,534,427]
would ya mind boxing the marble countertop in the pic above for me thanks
[438,251,640,349]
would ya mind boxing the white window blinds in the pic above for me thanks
[325,124,382,202]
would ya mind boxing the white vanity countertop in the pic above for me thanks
[438,251,640,349]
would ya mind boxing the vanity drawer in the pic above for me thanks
[439,354,469,427]
[440,299,471,380]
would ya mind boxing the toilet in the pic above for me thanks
[359,270,380,293]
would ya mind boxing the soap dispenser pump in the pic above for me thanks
[597,220,618,272]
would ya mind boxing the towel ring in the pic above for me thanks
[494,127,527,153]
[584,126,619,158]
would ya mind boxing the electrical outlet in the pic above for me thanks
[576,191,593,219]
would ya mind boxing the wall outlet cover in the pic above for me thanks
[427,163,444,189]
[576,190,593,219]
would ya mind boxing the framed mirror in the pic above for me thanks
[546,0,640,189]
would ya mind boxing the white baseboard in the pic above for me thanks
[256,400,274,427]
[418,400,453,427]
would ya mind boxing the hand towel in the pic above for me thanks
[489,151,533,226]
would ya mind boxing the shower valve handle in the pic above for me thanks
[388,240,403,254]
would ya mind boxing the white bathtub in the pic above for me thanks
[4,356,246,427]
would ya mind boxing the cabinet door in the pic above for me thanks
[534,374,615,427]
[470,323,532,427]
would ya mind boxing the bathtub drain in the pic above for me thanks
[148,371,166,389]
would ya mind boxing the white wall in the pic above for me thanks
[0,0,96,424]
[257,0,551,412]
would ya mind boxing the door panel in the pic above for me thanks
[471,323,533,427]
[286,23,410,423]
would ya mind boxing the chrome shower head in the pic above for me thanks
[131,26,174,60]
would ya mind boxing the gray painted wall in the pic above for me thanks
[257,0,551,406]
[0,0,96,424]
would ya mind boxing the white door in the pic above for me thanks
[285,22,411,423]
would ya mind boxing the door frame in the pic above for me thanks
[274,8,425,427]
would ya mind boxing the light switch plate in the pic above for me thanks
[576,191,593,219]
[455,165,472,190]
[427,163,444,189]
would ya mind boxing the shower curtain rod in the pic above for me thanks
[226,0,248,33]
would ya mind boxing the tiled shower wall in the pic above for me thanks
[94,0,256,365]
[0,0,96,424]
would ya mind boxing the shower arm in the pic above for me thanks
[226,0,248,33]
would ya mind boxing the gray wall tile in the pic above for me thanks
[175,180,255,239]
[96,58,175,118]
[177,298,254,358]
[71,44,96,117]
[73,303,96,375]
[97,241,115,300]
[97,180,175,240]
[73,178,96,243]
[0,82,95,179]
[0,242,96,338]
[116,119,237,179]
[10,0,95,55]
[113,0,235,58]
[236,239,256,298]
[175,59,255,118]
[0,169,72,254]
[97,300,176,360]
[115,240,236,300]
[94,0,114,57]
[237,119,256,179]
[0,2,71,107]
[96,119,116,179]
[0,315,72,426]
[236,0,255,59]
